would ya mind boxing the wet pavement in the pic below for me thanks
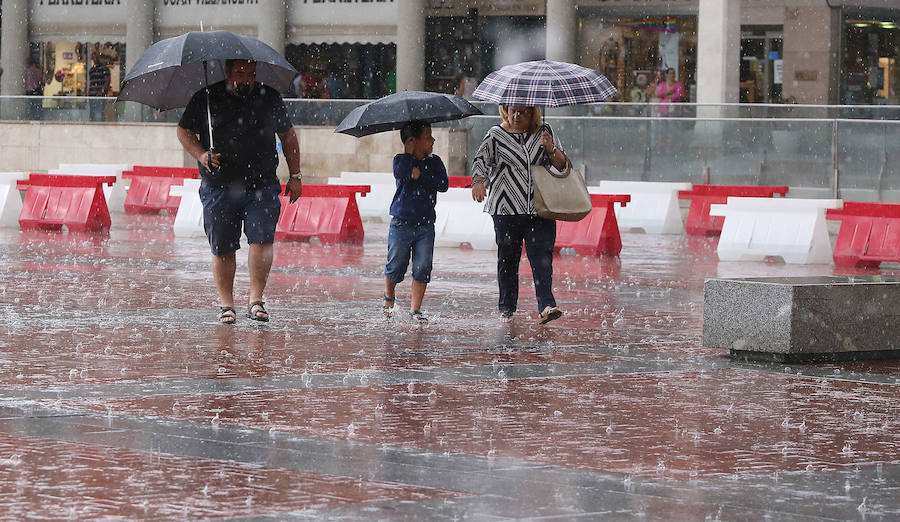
[1,213,899,520]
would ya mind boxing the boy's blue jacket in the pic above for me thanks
[389,153,449,224]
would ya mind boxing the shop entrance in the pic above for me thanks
[740,27,783,103]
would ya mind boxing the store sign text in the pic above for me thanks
[161,0,259,4]
[39,0,121,5]
[302,0,393,3]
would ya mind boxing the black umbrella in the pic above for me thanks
[117,30,297,150]
[335,90,482,138]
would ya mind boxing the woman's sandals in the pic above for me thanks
[538,306,562,325]
[218,306,237,325]
[247,301,270,322]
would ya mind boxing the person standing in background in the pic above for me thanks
[87,55,111,122]
[24,57,45,120]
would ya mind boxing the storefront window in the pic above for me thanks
[284,43,396,100]
[425,14,481,96]
[842,17,900,104]
[581,16,697,104]
[33,40,124,98]
[740,26,783,103]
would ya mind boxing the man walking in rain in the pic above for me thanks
[177,59,302,324]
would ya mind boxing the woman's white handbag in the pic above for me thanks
[531,159,592,221]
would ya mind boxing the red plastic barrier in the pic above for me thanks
[16,174,116,231]
[448,176,471,188]
[556,194,630,256]
[122,166,200,215]
[275,184,370,243]
[678,184,789,236]
[826,201,900,267]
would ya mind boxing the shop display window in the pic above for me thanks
[284,43,395,100]
[843,18,900,104]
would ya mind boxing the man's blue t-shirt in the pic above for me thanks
[389,153,449,225]
[179,80,292,187]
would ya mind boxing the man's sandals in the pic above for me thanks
[247,301,270,322]
[218,306,237,325]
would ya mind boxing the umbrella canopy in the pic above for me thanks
[117,30,297,111]
[335,90,482,138]
[473,60,618,107]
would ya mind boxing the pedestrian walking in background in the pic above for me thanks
[176,59,302,324]
[382,121,449,324]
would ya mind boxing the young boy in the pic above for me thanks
[383,121,449,323]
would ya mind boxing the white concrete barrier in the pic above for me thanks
[591,180,692,234]
[0,172,28,228]
[328,176,394,220]
[710,197,843,264]
[169,179,205,238]
[50,163,132,212]
[434,188,495,250]
[339,171,395,185]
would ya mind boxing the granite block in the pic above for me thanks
[703,276,900,362]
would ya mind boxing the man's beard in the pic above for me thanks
[233,83,253,97]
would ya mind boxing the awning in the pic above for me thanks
[287,26,396,46]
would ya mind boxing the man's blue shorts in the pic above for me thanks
[384,217,435,284]
[198,181,282,256]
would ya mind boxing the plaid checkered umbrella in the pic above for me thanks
[473,60,618,107]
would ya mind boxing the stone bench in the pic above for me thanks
[703,275,900,363]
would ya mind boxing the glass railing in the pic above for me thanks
[5,97,900,124]
[3,96,899,198]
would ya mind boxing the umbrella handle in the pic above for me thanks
[207,146,221,176]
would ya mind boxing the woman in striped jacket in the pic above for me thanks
[471,105,567,325]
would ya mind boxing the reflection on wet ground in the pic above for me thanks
[0,213,898,519]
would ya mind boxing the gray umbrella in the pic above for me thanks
[117,30,297,149]
[335,90,482,138]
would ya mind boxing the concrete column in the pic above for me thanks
[396,0,425,92]
[545,0,577,64]
[257,0,287,54]
[0,0,29,97]
[696,0,740,104]
[782,7,841,104]
[124,0,155,121]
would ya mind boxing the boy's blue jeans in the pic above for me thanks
[385,217,435,284]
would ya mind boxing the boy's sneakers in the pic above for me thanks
[538,306,563,325]
[382,295,395,318]
[409,310,428,324]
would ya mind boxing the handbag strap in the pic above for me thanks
[541,157,574,179]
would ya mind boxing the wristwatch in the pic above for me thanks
[289,172,302,180]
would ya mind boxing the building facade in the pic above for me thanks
[1,0,899,105]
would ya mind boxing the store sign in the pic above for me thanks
[37,0,121,4]
[301,0,393,3]
[160,0,259,4]
[31,0,128,27]
[157,0,270,31]
[426,0,543,16]
[289,0,396,26]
